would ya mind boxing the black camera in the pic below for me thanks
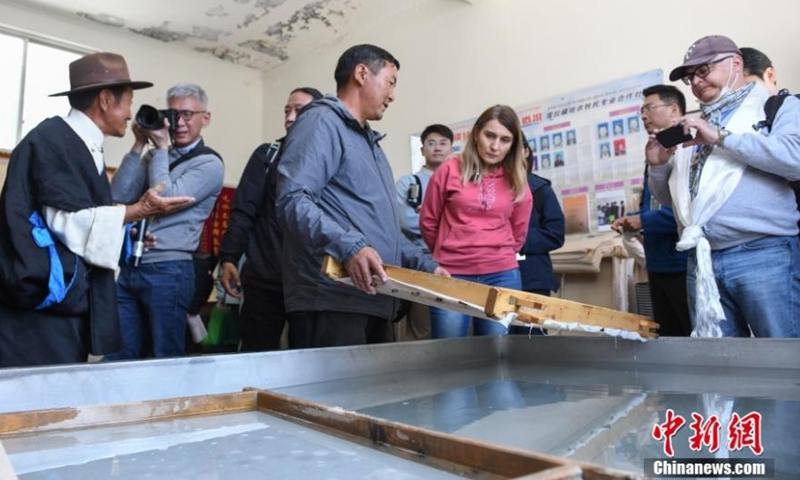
[406,176,422,209]
[407,183,421,208]
[135,105,178,133]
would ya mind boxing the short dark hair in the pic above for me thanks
[740,47,773,79]
[521,133,535,171]
[642,84,686,115]
[290,87,323,101]
[334,44,400,90]
[68,85,129,112]
[420,124,454,144]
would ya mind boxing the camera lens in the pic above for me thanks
[135,105,163,130]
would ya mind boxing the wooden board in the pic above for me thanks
[0,388,642,480]
[510,466,583,480]
[321,256,658,338]
[255,388,639,480]
[0,391,257,436]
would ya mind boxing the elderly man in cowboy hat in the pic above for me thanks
[647,35,800,339]
[0,52,194,368]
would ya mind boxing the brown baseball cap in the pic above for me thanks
[668,35,741,82]
[49,52,153,97]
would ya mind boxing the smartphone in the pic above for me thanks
[656,124,693,148]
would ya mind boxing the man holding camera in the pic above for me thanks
[0,53,194,367]
[647,35,800,338]
[107,83,224,360]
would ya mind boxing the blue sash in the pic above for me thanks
[29,211,77,309]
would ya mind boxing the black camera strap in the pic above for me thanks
[168,139,223,172]
[137,140,223,252]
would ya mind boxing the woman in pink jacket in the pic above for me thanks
[420,105,532,338]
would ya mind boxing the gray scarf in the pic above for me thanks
[689,82,756,198]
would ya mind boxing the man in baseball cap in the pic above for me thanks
[645,35,800,339]
[0,52,194,367]
[668,35,741,82]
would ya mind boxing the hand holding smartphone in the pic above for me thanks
[655,124,693,148]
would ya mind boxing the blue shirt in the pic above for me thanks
[638,165,688,273]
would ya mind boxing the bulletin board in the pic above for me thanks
[440,70,663,235]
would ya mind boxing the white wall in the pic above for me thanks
[260,0,800,178]
[0,1,263,184]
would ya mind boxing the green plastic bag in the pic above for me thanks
[201,304,239,347]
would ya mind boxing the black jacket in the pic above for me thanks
[218,140,283,291]
[0,117,120,355]
[518,174,566,292]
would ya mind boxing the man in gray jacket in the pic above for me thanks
[108,83,224,359]
[276,44,448,348]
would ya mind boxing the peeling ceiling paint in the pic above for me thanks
[14,0,435,70]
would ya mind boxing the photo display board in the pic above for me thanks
[443,70,663,235]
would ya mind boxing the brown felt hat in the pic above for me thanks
[668,35,741,82]
[49,52,153,97]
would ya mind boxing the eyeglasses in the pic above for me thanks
[681,56,733,85]
[640,103,669,115]
[175,110,206,121]
[424,140,452,149]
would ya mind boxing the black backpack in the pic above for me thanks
[754,90,800,231]
[754,90,799,133]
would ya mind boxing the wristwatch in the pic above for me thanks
[715,128,731,148]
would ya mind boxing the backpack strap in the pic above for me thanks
[166,140,224,258]
[755,91,799,133]
[262,141,285,217]
[263,142,282,175]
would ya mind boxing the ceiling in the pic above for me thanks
[14,0,445,70]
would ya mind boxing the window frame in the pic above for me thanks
[0,25,92,147]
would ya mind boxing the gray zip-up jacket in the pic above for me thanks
[276,96,438,320]
[112,139,224,263]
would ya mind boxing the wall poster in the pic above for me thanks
[435,70,663,235]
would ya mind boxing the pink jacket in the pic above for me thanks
[420,158,533,275]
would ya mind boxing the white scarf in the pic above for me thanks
[668,84,769,337]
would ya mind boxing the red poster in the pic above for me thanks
[198,186,236,256]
